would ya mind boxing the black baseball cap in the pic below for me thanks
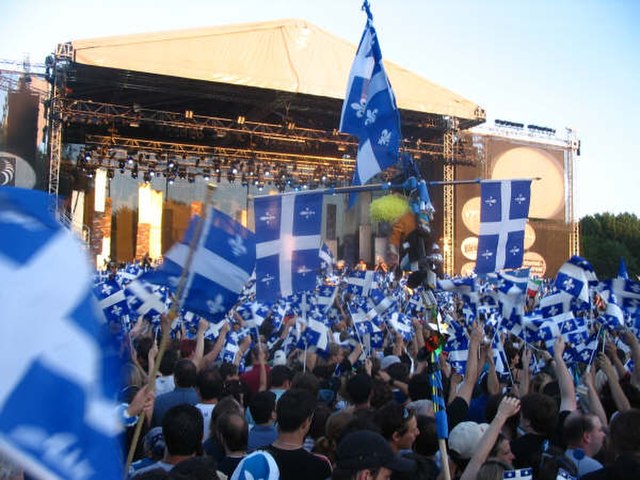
[335,431,414,473]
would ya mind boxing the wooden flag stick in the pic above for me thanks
[124,184,216,475]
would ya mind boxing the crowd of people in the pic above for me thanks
[112,263,640,480]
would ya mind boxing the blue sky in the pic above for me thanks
[1,0,638,218]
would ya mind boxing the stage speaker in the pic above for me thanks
[454,132,571,277]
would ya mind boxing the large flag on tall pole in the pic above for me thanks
[339,0,401,188]
[0,187,123,479]
[475,180,531,274]
[254,192,323,302]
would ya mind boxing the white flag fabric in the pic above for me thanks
[475,180,531,273]
[254,193,322,302]
[339,13,401,187]
[0,187,123,479]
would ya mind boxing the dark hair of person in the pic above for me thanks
[210,395,243,439]
[162,404,203,456]
[291,371,320,396]
[309,403,333,441]
[374,401,414,441]
[386,362,410,382]
[346,373,373,406]
[173,359,197,388]
[249,390,276,425]
[313,410,354,464]
[408,373,431,401]
[520,393,558,437]
[196,368,223,401]
[370,379,393,409]
[135,336,154,373]
[563,413,597,447]
[270,365,294,388]
[276,388,316,433]
[218,362,238,381]
[159,348,179,376]
[414,414,438,457]
[609,408,640,455]
[216,411,248,452]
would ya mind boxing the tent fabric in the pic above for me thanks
[69,19,482,120]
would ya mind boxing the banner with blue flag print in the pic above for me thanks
[254,193,322,302]
[339,9,401,188]
[475,180,531,274]
[141,208,255,322]
[0,187,123,479]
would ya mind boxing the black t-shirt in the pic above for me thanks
[265,445,332,480]
[218,455,244,477]
[446,396,469,433]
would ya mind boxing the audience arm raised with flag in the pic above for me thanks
[551,336,577,412]
[481,343,501,396]
[515,346,532,398]
[192,318,209,371]
[620,329,640,389]
[605,339,628,381]
[199,321,230,370]
[460,396,521,480]
[457,322,484,406]
[581,367,608,428]
[596,352,631,413]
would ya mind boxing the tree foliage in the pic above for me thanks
[580,213,640,279]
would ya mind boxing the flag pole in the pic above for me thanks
[250,177,542,201]
[124,184,217,475]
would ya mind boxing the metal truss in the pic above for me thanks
[442,117,458,276]
[566,129,580,256]
[48,97,63,198]
[58,98,464,162]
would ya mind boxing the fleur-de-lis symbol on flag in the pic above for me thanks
[229,235,247,256]
[351,99,367,118]
[378,129,391,146]
[207,294,226,315]
[364,108,378,125]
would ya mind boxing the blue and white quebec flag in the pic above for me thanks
[0,187,122,479]
[339,11,401,187]
[475,180,531,274]
[254,193,323,302]
[142,208,256,322]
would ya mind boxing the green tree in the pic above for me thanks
[580,213,640,279]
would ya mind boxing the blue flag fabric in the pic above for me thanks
[475,180,531,274]
[93,279,130,322]
[0,187,122,479]
[346,269,376,296]
[339,14,401,187]
[142,208,256,322]
[125,279,168,322]
[254,193,323,302]
[555,256,596,307]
